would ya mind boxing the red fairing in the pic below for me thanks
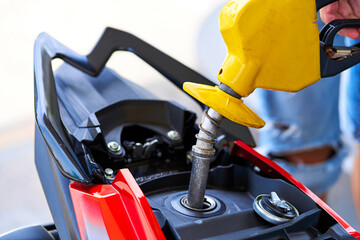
[231,140,360,239]
[69,169,165,240]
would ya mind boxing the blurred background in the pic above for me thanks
[0,0,359,235]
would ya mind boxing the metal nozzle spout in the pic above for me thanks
[187,108,223,209]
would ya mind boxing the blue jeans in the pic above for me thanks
[254,75,347,195]
[341,38,360,142]
[254,23,360,195]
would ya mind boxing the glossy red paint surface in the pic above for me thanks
[231,140,360,239]
[69,169,165,240]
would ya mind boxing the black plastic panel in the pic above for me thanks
[140,163,354,240]
[34,28,256,183]
[35,127,80,240]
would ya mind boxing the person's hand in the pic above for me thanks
[320,0,360,39]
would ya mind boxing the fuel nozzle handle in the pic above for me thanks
[185,0,360,210]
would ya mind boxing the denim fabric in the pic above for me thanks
[340,38,360,142]
[273,143,348,196]
[253,75,346,195]
[255,75,341,155]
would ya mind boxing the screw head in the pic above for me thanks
[105,168,114,176]
[107,141,121,152]
[167,130,180,141]
[186,151,193,163]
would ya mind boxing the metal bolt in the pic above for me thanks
[167,130,180,141]
[107,141,121,152]
[105,168,114,177]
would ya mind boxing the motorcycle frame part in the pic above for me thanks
[32,27,255,239]
[34,81,195,239]
[35,126,80,240]
[70,168,165,240]
[34,27,217,183]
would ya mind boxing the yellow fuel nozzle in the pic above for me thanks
[184,0,322,128]
[184,0,323,210]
